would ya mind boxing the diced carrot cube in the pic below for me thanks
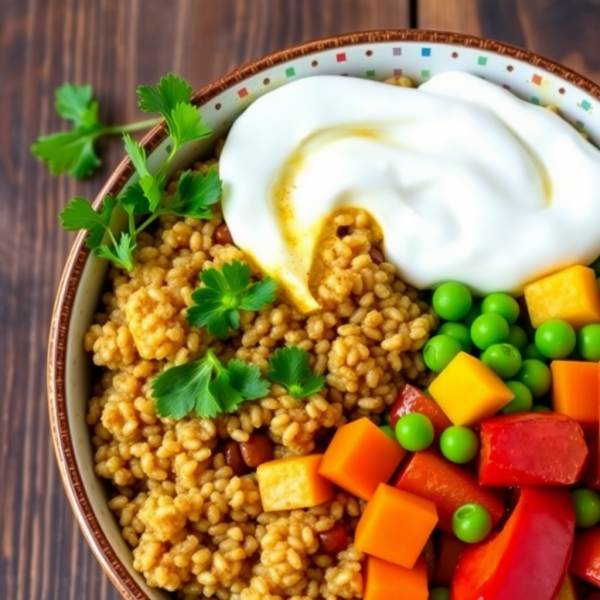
[524,265,600,328]
[364,556,428,600]
[257,454,333,511]
[395,450,505,533]
[319,417,406,500]
[552,361,599,433]
[429,352,515,426]
[355,483,438,569]
[434,533,466,587]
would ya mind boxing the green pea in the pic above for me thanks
[462,301,481,327]
[440,426,479,464]
[429,588,450,600]
[578,324,600,361]
[507,325,529,352]
[379,425,396,440]
[523,343,548,363]
[452,503,492,543]
[535,320,576,359]
[532,404,552,412]
[438,322,473,353]
[423,335,462,373]
[572,489,600,528]
[481,343,522,379]
[481,293,520,325]
[395,413,434,452]
[516,359,552,398]
[502,381,533,413]
[433,282,473,321]
[471,313,510,350]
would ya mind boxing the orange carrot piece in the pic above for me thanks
[388,384,452,437]
[355,483,438,569]
[257,454,334,512]
[364,556,428,600]
[434,533,466,587]
[552,361,599,433]
[395,450,505,533]
[319,417,406,500]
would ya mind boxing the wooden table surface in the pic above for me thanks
[2,0,600,597]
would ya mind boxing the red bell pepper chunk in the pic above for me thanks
[570,528,600,587]
[479,412,588,486]
[395,449,505,533]
[388,384,452,436]
[451,487,575,600]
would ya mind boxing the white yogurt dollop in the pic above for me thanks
[220,72,600,313]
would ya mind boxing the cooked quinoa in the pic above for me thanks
[85,131,437,599]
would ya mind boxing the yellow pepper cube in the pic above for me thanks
[429,352,515,426]
[524,265,600,328]
[257,454,334,512]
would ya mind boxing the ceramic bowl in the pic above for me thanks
[48,29,600,600]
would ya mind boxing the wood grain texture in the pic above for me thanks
[0,1,409,599]
[419,0,600,82]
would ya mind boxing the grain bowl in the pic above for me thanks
[48,30,600,600]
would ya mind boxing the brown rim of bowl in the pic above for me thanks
[48,28,600,600]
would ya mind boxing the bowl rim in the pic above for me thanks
[47,28,600,600]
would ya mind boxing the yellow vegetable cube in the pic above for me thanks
[524,265,600,328]
[257,454,334,512]
[429,352,515,426]
[555,575,577,600]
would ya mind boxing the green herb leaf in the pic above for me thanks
[137,73,192,120]
[187,261,278,339]
[96,231,136,271]
[151,349,269,420]
[31,129,102,178]
[167,167,221,218]
[170,102,212,147]
[59,196,117,249]
[267,346,326,399]
[54,83,95,126]
[120,183,151,215]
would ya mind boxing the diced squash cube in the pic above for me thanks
[355,483,438,569]
[524,265,600,328]
[429,352,514,426]
[257,454,333,511]
[364,556,428,600]
[319,417,406,500]
[552,360,599,433]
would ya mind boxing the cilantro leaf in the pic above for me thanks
[96,232,136,271]
[31,129,101,178]
[187,261,278,339]
[137,73,192,119]
[167,167,221,218]
[267,346,326,399]
[123,133,149,176]
[59,196,117,249]
[54,83,95,126]
[122,134,163,211]
[239,277,278,311]
[152,358,217,419]
[170,103,212,147]
[120,182,150,215]
[151,349,269,420]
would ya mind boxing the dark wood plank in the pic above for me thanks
[0,1,409,599]
[419,0,600,83]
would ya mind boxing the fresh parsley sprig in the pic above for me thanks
[187,261,278,339]
[32,83,162,179]
[151,349,270,419]
[57,73,220,272]
[266,346,326,399]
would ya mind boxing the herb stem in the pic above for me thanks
[103,117,163,136]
